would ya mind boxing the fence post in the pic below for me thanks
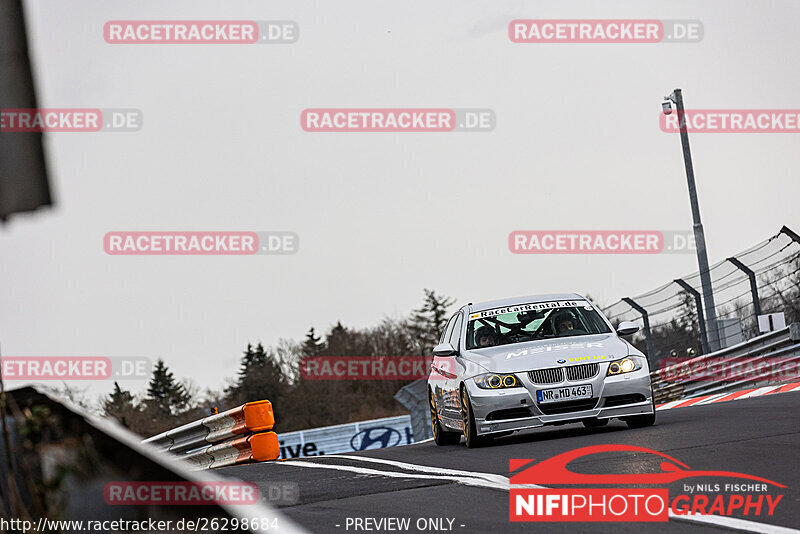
[727,257,762,317]
[780,225,800,244]
[674,278,710,355]
[621,297,654,362]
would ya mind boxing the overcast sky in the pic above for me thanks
[2,0,799,400]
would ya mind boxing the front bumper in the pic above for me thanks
[466,366,653,436]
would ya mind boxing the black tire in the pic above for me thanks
[625,394,656,429]
[582,418,609,428]
[460,387,487,448]
[430,390,461,445]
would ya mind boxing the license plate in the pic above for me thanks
[536,384,593,404]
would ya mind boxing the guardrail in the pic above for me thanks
[143,400,280,469]
[3,386,300,533]
[650,323,800,403]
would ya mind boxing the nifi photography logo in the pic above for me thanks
[509,445,785,522]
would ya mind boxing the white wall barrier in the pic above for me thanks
[277,414,414,459]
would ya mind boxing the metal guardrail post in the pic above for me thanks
[674,278,710,355]
[621,297,654,361]
[727,257,762,317]
[142,400,278,468]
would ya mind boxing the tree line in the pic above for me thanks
[103,290,454,437]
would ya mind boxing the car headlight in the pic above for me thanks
[474,373,522,389]
[606,357,643,376]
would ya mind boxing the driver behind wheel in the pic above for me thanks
[475,326,499,347]
[554,312,577,335]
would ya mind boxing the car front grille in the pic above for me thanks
[528,367,564,385]
[566,363,599,381]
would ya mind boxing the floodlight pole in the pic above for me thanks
[666,88,720,352]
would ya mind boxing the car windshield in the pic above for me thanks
[465,300,611,350]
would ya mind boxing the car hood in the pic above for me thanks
[461,333,629,374]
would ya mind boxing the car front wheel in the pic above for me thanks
[460,387,487,448]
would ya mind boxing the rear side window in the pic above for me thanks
[440,315,456,344]
[448,313,463,350]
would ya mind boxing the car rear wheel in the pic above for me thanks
[430,390,461,445]
[625,393,656,429]
[460,387,487,448]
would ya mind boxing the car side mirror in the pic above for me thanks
[433,342,457,357]
[616,321,639,336]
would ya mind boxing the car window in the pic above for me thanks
[448,312,463,350]
[466,299,611,350]
[440,315,456,344]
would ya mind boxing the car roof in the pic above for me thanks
[467,293,586,313]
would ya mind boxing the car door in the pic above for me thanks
[431,314,457,419]
[439,311,464,422]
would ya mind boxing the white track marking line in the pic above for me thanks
[669,511,800,534]
[279,460,511,491]
[306,454,512,486]
[285,457,797,533]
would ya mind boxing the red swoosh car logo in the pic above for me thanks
[509,444,786,488]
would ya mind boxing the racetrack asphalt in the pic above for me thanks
[219,391,800,533]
